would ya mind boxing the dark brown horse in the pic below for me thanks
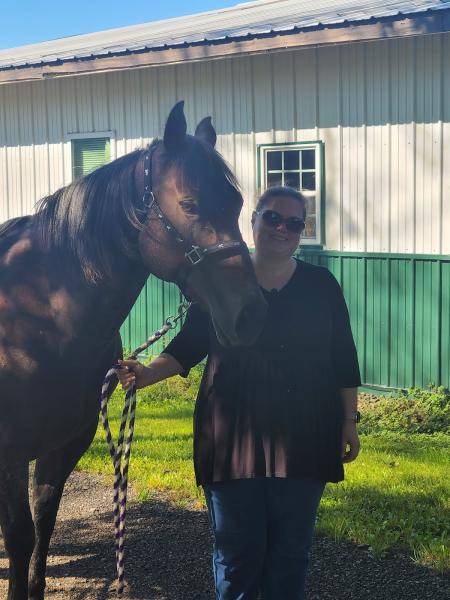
[0,101,266,600]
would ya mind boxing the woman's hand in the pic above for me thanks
[341,421,360,463]
[117,359,149,390]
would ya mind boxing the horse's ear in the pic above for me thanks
[195,116,217,148]
[163,101,187,152]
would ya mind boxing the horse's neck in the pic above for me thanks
[1,212,152,354]
[28,208,151,337]
[52,256,151,350]
[83,261,150,340]
[11,230,150,349]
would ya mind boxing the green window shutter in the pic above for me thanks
[72,137,110,179]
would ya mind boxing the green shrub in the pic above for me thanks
[359,386,450,434]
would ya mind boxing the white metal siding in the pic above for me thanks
[1,32,449,254]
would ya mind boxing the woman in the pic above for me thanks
[119,186,361,600]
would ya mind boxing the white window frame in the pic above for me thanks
[258,142,324,246]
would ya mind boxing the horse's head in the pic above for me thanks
[136,102,266,347]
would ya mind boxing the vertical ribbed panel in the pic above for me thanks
[46,78,65,195]
[389,259,414,386]
[341,44,366,252]
[302,251,449,389]
[317,44,341,250]
[389,38,416,254]
[443,33,450,255]
[294,47,318,141]
[211,58,236,184]
[1,33,449,252]
[440,261,450,385]
[273,51,295,144]
[233,56,254,231]
[252,53,275,182]
[0,83,7,222]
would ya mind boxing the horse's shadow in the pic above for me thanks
[1,498,214,600]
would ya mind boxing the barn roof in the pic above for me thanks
[0,0,448,77]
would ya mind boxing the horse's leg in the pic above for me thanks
[28,417,98,600]
[0,462,35,600]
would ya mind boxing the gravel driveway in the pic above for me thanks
[0,470,448,599]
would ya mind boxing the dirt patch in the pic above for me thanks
[0,470,448,599]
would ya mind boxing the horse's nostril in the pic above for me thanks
[235,299,266,345]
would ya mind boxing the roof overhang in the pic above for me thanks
[1,9,449,85]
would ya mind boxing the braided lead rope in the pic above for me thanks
[100,300,190,596]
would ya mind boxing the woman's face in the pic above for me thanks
[252,195,305,259]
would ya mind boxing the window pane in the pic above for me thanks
[304,216,316,238]
[302,172,316,191]
[284,172,300,189]
[284,150,299,170]
[267,172,283,187]
[305,195,316,215]
[301,149,315,170]
[267,151,282,171]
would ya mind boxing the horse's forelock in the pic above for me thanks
[162,136,242,223]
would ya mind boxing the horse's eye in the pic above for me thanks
[180,200,199,215]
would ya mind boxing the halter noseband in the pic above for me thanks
[142,148,247,266]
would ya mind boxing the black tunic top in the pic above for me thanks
[164,259,361,485]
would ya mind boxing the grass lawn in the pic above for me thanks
[78,375,450,573]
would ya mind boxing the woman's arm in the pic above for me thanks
[118,303,210,390]
[341,386,358,418]
[325,270,361,389]
[324,270,361,464]
[118,353,183,390]
[340,386,360,463]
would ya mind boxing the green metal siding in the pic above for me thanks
[120,275,184,356]
[301,250,449,389]
[122,252,448,390]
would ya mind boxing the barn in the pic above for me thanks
[1,0,449,390]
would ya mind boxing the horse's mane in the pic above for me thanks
[35,147,146,283]
[34,137,241,284]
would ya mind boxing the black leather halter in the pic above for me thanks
[141,148,247,266]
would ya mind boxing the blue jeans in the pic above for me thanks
[203,477,325,600]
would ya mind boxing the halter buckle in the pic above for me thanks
[142,190,155,209]
[185,246,204,266]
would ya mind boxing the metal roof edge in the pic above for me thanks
[1,5,449,83]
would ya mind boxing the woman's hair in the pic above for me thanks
[256,186,306,218]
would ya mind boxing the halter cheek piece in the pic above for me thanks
[141,148,247,266]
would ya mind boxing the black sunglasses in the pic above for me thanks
[257,209,305,234]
